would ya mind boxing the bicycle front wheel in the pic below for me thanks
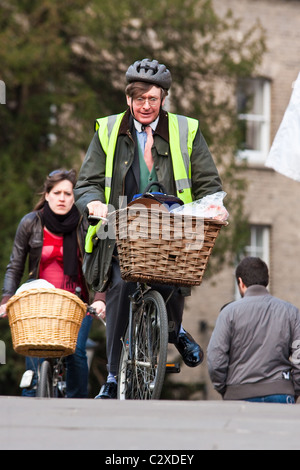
[118,289,168,400]
[36,360,53,398]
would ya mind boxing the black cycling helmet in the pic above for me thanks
[126,58,172,90]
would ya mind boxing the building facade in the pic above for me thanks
[166,0,300,400]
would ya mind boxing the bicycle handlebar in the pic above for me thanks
[0,304,105,326]
[86,305,106,326]
[88,215,109,225]
[75,286,106,326]
[86,305,97,315]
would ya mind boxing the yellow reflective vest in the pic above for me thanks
[85,112,199,252]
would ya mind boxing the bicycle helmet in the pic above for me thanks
[126,59,172,90]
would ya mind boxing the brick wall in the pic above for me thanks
[167,0,300,400]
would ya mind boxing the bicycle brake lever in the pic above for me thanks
[86,306,97,315]
[86,306,106,326]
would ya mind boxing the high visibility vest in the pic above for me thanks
[85,112,199,252]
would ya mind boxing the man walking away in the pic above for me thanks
[207,256,300,403]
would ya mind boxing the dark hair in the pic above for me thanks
[235,256,269,287]
[34,169,77,210]
[125,81,168,100]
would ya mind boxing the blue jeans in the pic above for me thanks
[22,315,93,398]
[244,394,295,404]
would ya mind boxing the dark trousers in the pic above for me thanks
[105,255,185,376]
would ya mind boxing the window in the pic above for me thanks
[237,78,271,165]
[244,225,270,265]
[235,225,270,299]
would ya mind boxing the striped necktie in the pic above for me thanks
[144,125,154,172]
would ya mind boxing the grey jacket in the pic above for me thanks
[207,285,300,399]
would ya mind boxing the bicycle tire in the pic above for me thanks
[118,289,168,400]
[52,358,67,398]
[36,360,53,398]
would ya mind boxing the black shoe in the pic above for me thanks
[175,330,204,367]
[95,381,117,399]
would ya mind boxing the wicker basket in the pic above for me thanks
[6,288,86,357]
[115,207,227,287]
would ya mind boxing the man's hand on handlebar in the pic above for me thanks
[87,201,108,219]
[87,300,106,325]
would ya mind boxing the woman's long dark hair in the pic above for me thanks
[34,169,77,211]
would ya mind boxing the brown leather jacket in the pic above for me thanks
[1,209,104,304]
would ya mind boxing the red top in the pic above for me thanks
[39,228,88,301]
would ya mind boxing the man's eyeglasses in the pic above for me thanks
[133,97,160,107]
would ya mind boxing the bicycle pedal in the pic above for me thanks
[165,362,181,373]
[19,370,34,388]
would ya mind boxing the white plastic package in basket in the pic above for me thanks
[15,279,55,294]
[170,191,229,221]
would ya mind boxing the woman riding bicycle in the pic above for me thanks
[0,169,105,397]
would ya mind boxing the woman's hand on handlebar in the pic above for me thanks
[0,304,7,319]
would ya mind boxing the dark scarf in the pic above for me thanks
[41,201,80,280]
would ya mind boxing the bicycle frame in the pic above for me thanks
[118,282,171,399]
[19,305,98,398]
[127,283,151,361]
[20,356,67,398]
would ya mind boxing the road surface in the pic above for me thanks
[1,396,299,451]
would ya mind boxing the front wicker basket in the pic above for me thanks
[115,207,227,287]
[6,288,86,357]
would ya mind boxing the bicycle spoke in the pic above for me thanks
[118,289,168,400]
[133,307,160,398]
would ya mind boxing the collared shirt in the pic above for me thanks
[134,117,159,154]
[134,117,159,192]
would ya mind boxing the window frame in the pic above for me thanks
[234,224,271,299]
[237,78,271,165]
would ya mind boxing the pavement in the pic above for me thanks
[1,396,300,451]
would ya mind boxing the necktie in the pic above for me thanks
[144,126,154,172]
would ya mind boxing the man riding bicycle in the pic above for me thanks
[74,58,223,399]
